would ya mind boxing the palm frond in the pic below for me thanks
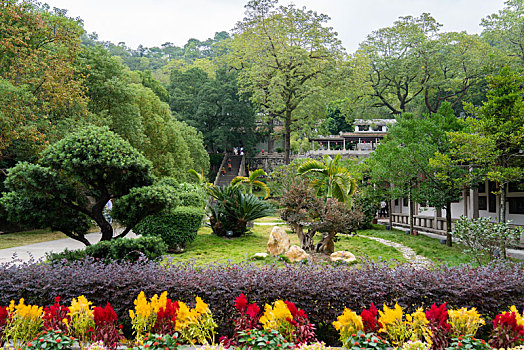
[252,180,270,199]
[248,169,267,182]
[297,159,326,175]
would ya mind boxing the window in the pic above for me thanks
[509,197,524,214]
[394,199,399,206]
[403,198,408,207]
[478,182,486,193]
[488,181,497,213]
[478,196,487,211]
[509,181,524,192]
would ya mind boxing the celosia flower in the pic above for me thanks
[361,302,381,333]
[333,307,364,335]
[378,303,404,332]
[448,307,485,337]
[175,302,191,331]
[246,303,260,319]
[425,303,450,332]
[234,292,248,313]
[68,295,94,319]
[195,296,209,315]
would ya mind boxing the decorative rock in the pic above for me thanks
[330,251,357,263]
[284,245,310,262]
[267,226,290,256]
[253,252,268,259]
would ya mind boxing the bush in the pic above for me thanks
[46,236,167,263]
[178,192,206,209]
[1,260,523,346]
[135,206,205,251]
[452,216,524,264]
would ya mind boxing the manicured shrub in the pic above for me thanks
[135,206,204,251]
[0,261,523,346]
[46,236,167,263]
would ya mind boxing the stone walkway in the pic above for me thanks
[359,235,431,267]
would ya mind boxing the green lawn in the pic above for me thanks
[0,229,67,249]
[167,224,406,266]
[359,225,475,265]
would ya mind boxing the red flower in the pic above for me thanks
[457,342,463,347]
[284,301,299,318]
[246,303,260,319]
[56,339,61,343]
[153,342,159,346]
[27,343,33,347]
[425,303,451,332]
[266,341,270,344]
[234,292,248,313]
[361,302,381,333]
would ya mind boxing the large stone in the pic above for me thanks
[267,226,290,256]
[284,245,310,263]
[253,252,268,259]
[330,251,357,263]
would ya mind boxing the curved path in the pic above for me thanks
[358,234,431,267]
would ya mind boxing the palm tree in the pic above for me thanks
[231,169,270,199]
[297,154,357,204]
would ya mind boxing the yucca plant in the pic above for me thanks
[208,185,272,237]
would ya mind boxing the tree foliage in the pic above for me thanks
[0,126,178,245]
[0,0,87,162]
[231,0,344,163]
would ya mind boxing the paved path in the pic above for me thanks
[0,229,137,264]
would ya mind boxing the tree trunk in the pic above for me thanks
[500,182,507,223]
[92,210,114,241]
[284,111,291,165]
[301,228,315,252]
[388,200,393,228]
[267,119,274,154]
[446,200,452,247]
[408,190,414,235]
[316,231,336,254]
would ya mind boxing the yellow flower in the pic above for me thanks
[133,291,152,319]
[509,305,524,327]
[332,307,363,335]
[448,307,485,337]
[378,303,404,331]
[176,301,191,331]
[195,296,209,315]
[407,307,429,342]
[378,303,410,347]
[260,300,293,331]
[68,295,93,319]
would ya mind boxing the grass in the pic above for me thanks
[0,229,67,249]
[254,216,285,223]
[359,225,476,265]
[167,224,406,266]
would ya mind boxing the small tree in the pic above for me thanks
[1,126,178,245]
[280,180,364,253]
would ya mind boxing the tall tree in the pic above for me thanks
[0,0,87,163]
[450,67,524,223]
[482,0,524,65]
[230,0,344,163]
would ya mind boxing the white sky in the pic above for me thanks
[42,0,506,53]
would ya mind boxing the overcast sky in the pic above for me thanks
[42,0,506,52]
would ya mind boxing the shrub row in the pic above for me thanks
[0,260,523,345]
[45,236,167,263]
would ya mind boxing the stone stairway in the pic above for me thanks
[215,155,243,187]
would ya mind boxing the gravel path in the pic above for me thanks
[359,235,431,267]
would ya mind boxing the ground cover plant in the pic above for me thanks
[0,258,523,347]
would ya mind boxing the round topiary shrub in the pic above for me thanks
[135,206,205,252]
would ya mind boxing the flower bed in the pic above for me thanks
[0,259,523,347]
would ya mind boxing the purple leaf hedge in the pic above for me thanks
[0,258,522,344]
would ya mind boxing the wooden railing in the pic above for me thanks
[390,213,457,235]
